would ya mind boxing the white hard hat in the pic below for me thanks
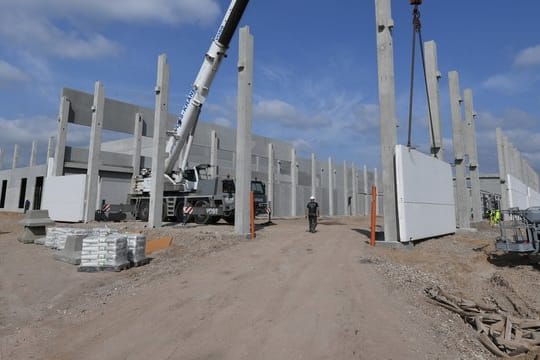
[310,196,315,200]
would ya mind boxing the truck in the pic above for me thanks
[127,0,266,225]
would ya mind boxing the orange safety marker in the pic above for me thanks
[370,185,377,247]
[145,235,173,255]
[250,191,256,239]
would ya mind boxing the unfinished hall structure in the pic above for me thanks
[0,85,387,220]
[0,84,515,221]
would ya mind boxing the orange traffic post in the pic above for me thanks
[250,191,256,239]
[370,185,377,247]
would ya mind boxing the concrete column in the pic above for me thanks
[46,137,54,176]
[149,54,170,228]
[268,143,274,214]
[311,153,316,198]
[47,136,54,159]
[375,0,399,242]
[374,168,380,216]
[291,148,297,216]
[234,26,254,236]
[29,140,37,167]
[448,71,469,228]
[132,113,143,179]
[343,161,348,215]
[12,144,19,169]
[463,89,482,222]
[53,96,70,176]
[84,81,105,223]
[0,148,3,170]
[363,165,369,216]
[210,130,218,178]
[328,157,334,216]
[424,40,444,160]
[351,164,358,216]
[496,128,509,210]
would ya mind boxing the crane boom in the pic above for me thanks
[164,0,250,176]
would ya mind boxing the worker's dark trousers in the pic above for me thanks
[308,215,317,233]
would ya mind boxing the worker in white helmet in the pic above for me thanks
[305,195,320,233]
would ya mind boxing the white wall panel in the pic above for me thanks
[507,174,529,209]
[395,145,456,242]
[528,187,540,207]
[42,175,86,222]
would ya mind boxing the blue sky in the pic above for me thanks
[1,0,539,175]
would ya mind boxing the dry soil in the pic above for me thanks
[1,213,539,360]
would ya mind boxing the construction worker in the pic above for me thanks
[305,196,320,233]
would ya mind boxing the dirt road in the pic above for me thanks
[50,220,443,360]
[2,214,539,359]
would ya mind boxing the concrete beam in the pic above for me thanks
[84,81,105,223]
[424,40,444,160]
[375,0,399,242]
[463,89,482,222]
[149,54,170,228]
[448,71,469,228]
[12,144,19,169]
[234,26,254,235]
[132,112,143,179]
[53,96,70,176]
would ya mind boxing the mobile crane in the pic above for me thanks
[127,0,267,224]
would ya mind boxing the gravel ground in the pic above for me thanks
[1,213,539,359]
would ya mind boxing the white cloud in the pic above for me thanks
[0,14,120,59]
[0,60,30,83]
[3,0,220,25]
[481,74,521,93]
[211,117,233,128]
[254,99,326,128]
[514,44,540,67]
[0,0,221,60]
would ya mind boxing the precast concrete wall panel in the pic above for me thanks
[395,145,456,242]
[274,183,291,216]
[42,175,86,222]
[528,187,540,207]
[297,186,310,216]
[100,174,132,205]
[507,174,529,209]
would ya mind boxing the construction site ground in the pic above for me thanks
[1,212,539,360]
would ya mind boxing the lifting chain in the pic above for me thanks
[406,1,437,156]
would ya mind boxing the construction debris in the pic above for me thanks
[425,286,540,357]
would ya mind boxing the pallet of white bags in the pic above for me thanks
[130,257,151,268]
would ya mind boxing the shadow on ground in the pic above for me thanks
[352,228,385,241]
[487,252,540,271]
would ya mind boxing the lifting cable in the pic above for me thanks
[406,0,436,154]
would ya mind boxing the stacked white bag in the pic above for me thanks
[126,234,147,263]
[45,227,90,249]
[80,228,125,268]
[103,234,129,267]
